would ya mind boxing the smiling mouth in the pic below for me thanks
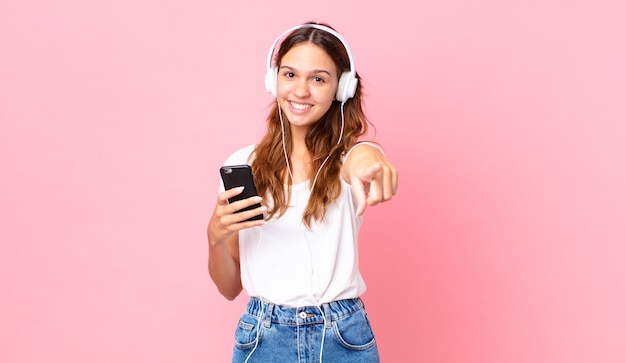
[289,101,313,110]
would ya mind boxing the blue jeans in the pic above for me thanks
[232,297,380,363]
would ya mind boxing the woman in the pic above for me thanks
[208,22,398,363]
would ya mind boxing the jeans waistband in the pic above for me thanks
[246,297,364,329]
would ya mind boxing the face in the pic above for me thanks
[276,42,339,131]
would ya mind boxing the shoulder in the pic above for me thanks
[223,144,257,166]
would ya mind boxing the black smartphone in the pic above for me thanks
[220,164,263,222]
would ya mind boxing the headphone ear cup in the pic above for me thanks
[265,67,278,98]
[336,72,358,102]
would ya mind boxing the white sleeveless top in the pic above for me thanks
[221,144,367,307]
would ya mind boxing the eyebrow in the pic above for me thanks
[279,65,333,77]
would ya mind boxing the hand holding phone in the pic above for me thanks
[220,165,263,222]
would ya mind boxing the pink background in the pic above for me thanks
[1,0,625,362]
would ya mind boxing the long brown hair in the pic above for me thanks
[252,22,370,227]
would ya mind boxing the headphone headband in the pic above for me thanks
[264,23,358,103]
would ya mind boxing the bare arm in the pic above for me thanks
[207,187,266,300]
[208,231,242,301]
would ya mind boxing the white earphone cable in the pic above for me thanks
[299,223,328,363]
[244,229,265,363]
[311,102,345,193]
[278,101,295,185]
[277,99,347,363]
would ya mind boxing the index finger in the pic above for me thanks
[350,173,367,216]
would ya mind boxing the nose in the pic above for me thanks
[293,78,310,98]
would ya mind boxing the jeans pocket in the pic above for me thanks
[233,314,262,351]
[331,310,377,351]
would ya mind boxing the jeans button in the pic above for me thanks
[299,312,307,319]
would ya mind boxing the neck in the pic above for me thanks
[288,123,309,145]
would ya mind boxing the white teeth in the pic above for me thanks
[290,102,312,110]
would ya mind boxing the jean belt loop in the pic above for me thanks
[263,302,274,328]
[323,303,332,329]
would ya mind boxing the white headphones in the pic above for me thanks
[264,23,358,103]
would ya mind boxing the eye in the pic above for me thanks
[283,71,295,78]
[313,76,325,83]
